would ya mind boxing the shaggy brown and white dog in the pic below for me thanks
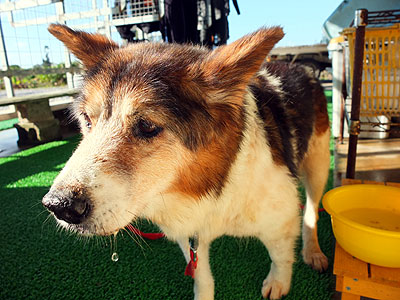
[43,24,330,300]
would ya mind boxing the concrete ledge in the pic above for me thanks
[0,88,79,106]
[0,88,79,145]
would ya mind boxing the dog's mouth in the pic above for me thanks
[55,217,124,237]
[55,219,95,236]
[51,206,143,238]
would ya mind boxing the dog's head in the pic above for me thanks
[42,24,283,235]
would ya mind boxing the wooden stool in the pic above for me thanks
[334,179,400,299]
[334,243,400,300]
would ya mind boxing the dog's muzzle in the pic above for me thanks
[42,189,91,224]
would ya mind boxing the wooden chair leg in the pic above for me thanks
[341,292,360,300]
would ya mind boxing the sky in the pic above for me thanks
[227,0,343,46]
[0,0,344,69]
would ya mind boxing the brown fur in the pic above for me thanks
[170,103,245,198]
[202,27,284,101]
[312,85,330,136]
[48,24,118,70]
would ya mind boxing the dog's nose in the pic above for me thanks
[42,190,91,224]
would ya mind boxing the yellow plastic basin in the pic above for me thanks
[323,184,400,268]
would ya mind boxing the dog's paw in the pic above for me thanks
[261,274,290,300]
[302,250,328,272]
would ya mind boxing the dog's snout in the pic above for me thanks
[42,190,91,224]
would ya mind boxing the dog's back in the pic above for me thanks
[251,61,329,177]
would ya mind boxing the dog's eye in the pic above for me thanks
[136,119,162,139]
[82,113,92,130]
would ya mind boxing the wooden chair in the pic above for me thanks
[341,9,400,179]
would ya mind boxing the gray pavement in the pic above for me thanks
[0,127,21,157]
[0,86,70,98]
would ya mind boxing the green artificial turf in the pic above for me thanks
[0,97,336,300]
[324,90,332,102]
[0,118,18,131]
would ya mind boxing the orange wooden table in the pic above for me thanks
[334,243,400,300]
[333,179,400,300]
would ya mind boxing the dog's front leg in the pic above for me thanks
[259,233,296,300]
[178,238,214,300]
[257,208,300,300]
[193,240,214,300]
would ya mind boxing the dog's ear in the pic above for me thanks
[48,24,118,69]
[202,27,284,102]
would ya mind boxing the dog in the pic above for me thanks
[43,24,330,300]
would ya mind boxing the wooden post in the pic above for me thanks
[346,9,368,179]
[92,0,99,32]
[0,18,14,98]
[102,0,112,38]
[339,48,348,144]
[55,0,74,89]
